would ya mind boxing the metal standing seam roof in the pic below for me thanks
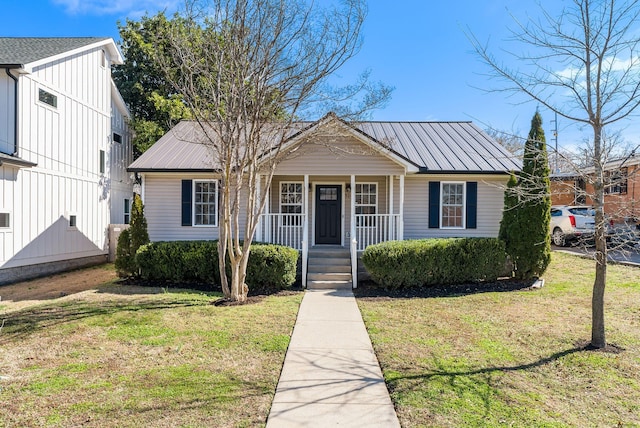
[128,119,522,173]
[0,37,111,66]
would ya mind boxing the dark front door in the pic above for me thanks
[315,185,342,244]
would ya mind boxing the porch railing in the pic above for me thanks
[257,213,304,250]
[355,214,400,251]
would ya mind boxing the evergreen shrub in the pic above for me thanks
[361,238,506,289]
[135,241,299,292]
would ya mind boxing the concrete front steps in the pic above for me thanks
[307,246,353,290]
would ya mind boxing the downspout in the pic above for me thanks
[5,68,19,156]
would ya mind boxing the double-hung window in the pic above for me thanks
[280,182,303,225]
[355,183,377,227]
[440,182,465,229]
[193,180,218,226]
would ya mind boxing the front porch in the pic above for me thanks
[255,174,405,288]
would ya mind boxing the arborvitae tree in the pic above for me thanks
[115,228,134,277]
[129,193,150,254]
[498,172,519,274]
[115,194,150,278]
[515,111,551,279]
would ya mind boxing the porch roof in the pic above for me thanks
[128,114,521,174]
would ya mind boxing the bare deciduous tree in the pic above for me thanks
[470,0,640,348]
[154,0,390,302]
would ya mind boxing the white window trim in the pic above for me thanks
[0,210,11,230]
[355,182,378,228]
[440,181,466,230]
[279,181,304,213]
[123,198,131,224]
[192,180,218,227]
[66,212,78,231]
[37,87,58,110]
[279,181,304,226]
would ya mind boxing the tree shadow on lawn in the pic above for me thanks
[386,345,596,421]
[0,298,205,344]
[354,278,537,299]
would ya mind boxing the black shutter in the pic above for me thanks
[466,181,477,229]
[181,180,192,226]
[428,181,440,229]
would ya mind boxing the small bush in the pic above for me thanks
[115,229,135,278]
[135,241,299,292]
[362,238,506,289]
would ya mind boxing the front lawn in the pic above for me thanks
[0,283,302,427]
[357,252,640,427]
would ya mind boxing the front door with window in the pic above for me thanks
[315,185,341,244]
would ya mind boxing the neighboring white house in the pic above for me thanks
[129,113,521,288]
[0,37,133,283]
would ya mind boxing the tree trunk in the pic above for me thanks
[591,124,607,348]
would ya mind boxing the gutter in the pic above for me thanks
[5,67,19,156]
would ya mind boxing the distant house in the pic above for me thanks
[0,37,133,283]
[129,113,520,287]
[551,155,640,223]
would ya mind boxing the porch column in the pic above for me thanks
[399,174,405,240]
[350,174,357,288]
[302,174,309,287]
[389,175,394,240]
[255,174,262,241]
[265,184,271,244]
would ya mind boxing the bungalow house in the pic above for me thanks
[550,154,640,224]
[0,37,133,283]
[128,113,520,288]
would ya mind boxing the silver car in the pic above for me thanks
[550,205,595,246]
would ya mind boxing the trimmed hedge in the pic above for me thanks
[135,241,299,292]
[362,238,506,289]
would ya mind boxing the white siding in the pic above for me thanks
[109,94,133,224]
[276,135,405,176]
[0,43,132,272]
[0,73,15,154]
[144,174,221,242]
[403,174,508,239]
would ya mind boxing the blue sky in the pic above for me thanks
[3,0,640,152]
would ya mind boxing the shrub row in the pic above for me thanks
[361,238,506,289]
[135,240,299,292]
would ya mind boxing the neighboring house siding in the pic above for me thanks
[403,175,507,239]
[109,93,133,224]
[0,42,133,274]
[0,73,15,154]
[276,135,405,176]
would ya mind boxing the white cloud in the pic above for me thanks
[52,0,181,16]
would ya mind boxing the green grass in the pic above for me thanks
[357,252,640,427]
[0,286,302,427]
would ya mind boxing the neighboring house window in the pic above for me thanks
[440,182,465,228]
[68,214,77,229]
[38,89,57,108]
[280,182,303,225]
[123,198,131,224]
[99,150,105,174]
[428,181,477,229]
[193,180,218,226]
[101,50,107,68]
[113,133,122,144]
[355,183,377,227]
[605,167,628,194]
[0,212,10,228]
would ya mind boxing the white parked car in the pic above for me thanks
[550,205,596,246]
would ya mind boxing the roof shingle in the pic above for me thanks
[0,37,110,66]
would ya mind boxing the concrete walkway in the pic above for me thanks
[266,289,401,427]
